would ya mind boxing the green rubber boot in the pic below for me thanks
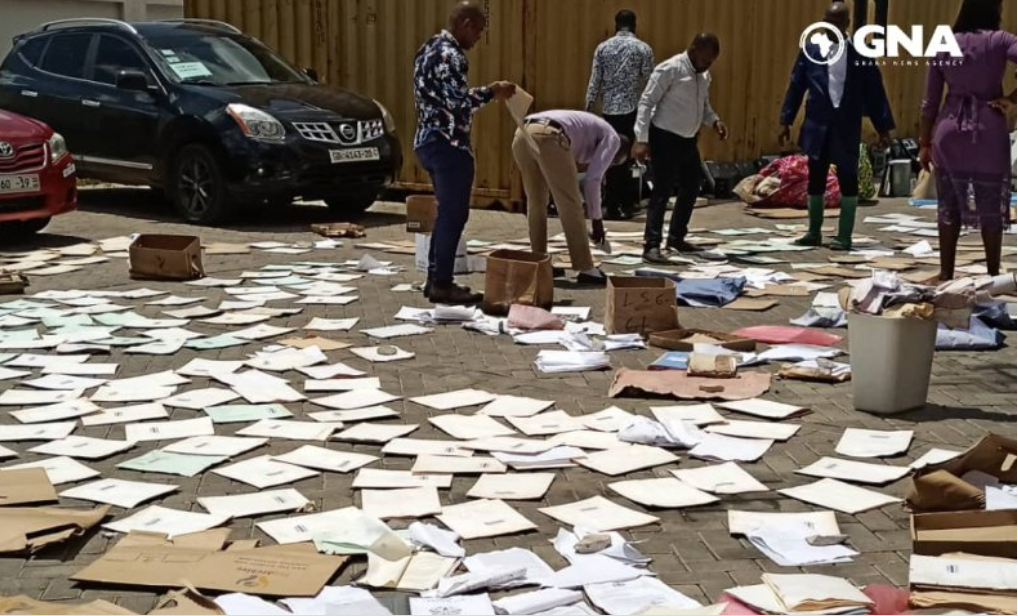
[794,195,825,247]
[830,196,858,251]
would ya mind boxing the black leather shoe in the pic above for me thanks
[576,269,608,286]
[642,248,672,265]
[428,283,482,305]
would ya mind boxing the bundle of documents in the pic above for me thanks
[761,573,874,613]
[534,350,610,374]
[730,510,858,567]
[909,554,1018,615]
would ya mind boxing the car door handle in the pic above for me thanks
[20,90,38,98]
[81,99,101,108]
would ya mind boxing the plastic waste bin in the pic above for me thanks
[848,313,937,414]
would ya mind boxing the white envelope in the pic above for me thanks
[198,489,310,518]
[909,554,1017,591]
[299,362,367,379]
[313,389,401,410]
[361,324,432,339]
[60,478,177,508]
[381,438,473,458]
[0,389,83,406]
[335,423,418,443]
[586,577,702,615]
[304,317,360,331]
[797,457,911,485]
[689,434,773,462]
[429,414,515,440]
[175,358,245,377]
[29,435,134,459]
[506,410,585,436]
[2,456,99,484]
[163,435,266,457]
[22,374,108,391]
[91,384,177,403]
[650,404,727,426]
[124,417,214,443]
[257,507,363,544]
[212,455,319,488]
[353,468,453,490]
[350,346,417,363]
[41,362,119,376]
[576,445,677,476]
[411,388,497,411]
[705,420,801,441]
[836,428,913,458]
[438,499,538,539]
[478,396,555,418]
[467,473,555,500]
[608,477,719,509]
[581,406,635,432]
[272,445,377,473]
[411,455,506,475]
[715,398,809,420]
[548,430,623,450]
[361,486,442,519]
[0,421,77,442]
[670,462,769,494]
[80,403,168,426]
[161,388,239,410]
[539,496,659,531]
[779,478,901,514]
[462,436,555,455]
[10,399,100,424]
[309,406,399,423]
[305,377,382,392]
[237,419,336,441]
[104,505,229,538]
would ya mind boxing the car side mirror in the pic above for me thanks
[116,70,151,92]
[304,67,319,83]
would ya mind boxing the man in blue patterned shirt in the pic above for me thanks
[413,0,515,305]
[585,10,654,220]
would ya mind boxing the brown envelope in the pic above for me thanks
[0,595,135,615]
[0,505,110,554]
[0,468,58,507]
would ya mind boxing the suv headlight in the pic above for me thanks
[226,103,286,141]
[375,100,396,134]
[48,132,68,163]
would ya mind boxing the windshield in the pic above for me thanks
[143,30,306,86]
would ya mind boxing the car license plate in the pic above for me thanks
[330,147,380,164]
[0,174,40,194]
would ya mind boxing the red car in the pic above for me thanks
[0,109,76,235]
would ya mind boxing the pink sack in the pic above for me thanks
[507,304,564,331]
[732,325,843,346]
[755,155,841,209]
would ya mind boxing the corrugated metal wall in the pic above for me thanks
[185,0,1016,207]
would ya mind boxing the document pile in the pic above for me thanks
[730,510,858,566]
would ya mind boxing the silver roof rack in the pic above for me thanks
[157,19,242,34]
[38,18,138,34]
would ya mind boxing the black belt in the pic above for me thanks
[524,118,566,132]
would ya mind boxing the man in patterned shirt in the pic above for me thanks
[414,0,515,305]
[585,10,654,220]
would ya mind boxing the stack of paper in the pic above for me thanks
[729,510,857,567]
[909,554,1017,614]
[761,573,874,613]
[535,350,610,373]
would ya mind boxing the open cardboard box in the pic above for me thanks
[911,509,1017,558]
[908,433,1017,513]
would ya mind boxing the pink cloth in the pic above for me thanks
[732,325,843,346]
[507,304,564,331]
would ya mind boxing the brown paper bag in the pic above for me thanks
[605,276,678,335]
[129,235,204,281]
[483,250,554,315]
[913,167,938,200]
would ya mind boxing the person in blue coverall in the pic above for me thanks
[779,2,895,251]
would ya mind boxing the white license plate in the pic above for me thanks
[0,174,40,194]
[329,147,380,164]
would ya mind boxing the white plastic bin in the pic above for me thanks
[848,313,937,415]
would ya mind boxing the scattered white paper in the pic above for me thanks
[60,478,177,508]
[836,428,913,458]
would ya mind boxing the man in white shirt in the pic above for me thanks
[633,33,729,264]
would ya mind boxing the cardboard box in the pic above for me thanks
[483,249,554,316]
[414,234,478,274]
[911,510,1017,558]
[649,328,756,352]
[909,433,1017,512]
[406,195,437,233]
[72,531,347,597]
[129,235,204,281]
[0,505,110,554]
[0,468,58,507]
[605,276,678,335]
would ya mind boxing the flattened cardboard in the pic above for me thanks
[609,368,770,402]
[149,587,224,615]
[72,532,347,597]
[605,276,678,335]
[908,433,1017,513]
[0,596,135,615]
[911,510,1017,558]
[483,250,554,315]
[649,329,756,352]
[0,468,58,506]
[724,298,779,312]
[406,195,438,234]
[129,235,205,281]
[0,505,110,554]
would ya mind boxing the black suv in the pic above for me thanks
[0,18,403,224]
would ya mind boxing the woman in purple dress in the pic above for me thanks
[919,0,1016,281]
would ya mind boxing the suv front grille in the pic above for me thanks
[292,120,386,146]
[0,143,46,173]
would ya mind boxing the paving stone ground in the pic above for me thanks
[0,187,1014,612]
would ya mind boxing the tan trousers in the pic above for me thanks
[511,123,595,272]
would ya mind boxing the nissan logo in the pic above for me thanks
[0,142,14,160]
[339,123,357,141]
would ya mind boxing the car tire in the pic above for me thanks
[170,144,234,225]
[325,188,380,220]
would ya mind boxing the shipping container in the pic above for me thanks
[185,0,1016,208]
